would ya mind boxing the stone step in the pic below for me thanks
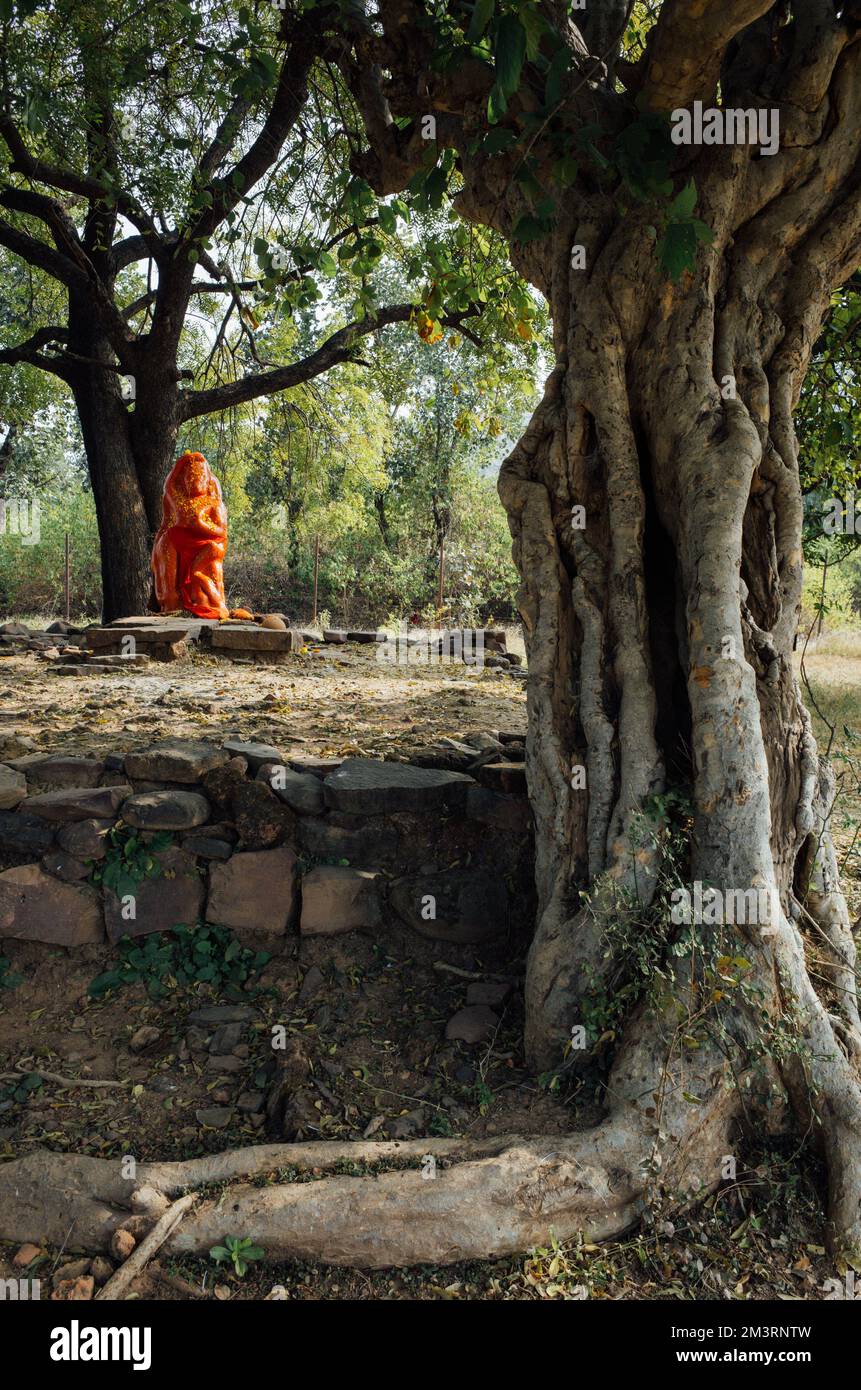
[61,652,150,667]
[208,626,299,654]
[85,624,201,650]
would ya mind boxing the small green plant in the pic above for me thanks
[474,1079,493,1115]
[91,826,174,898]
[88,923,270,1000]
[0,1070,42,1113]
[0,954,23,991]
[209,1236,265,1278]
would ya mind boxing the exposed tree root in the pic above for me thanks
[0,1080,740,1271]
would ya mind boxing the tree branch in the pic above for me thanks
[0,214,84,287]
[0,113,160,241]
[179,301,478,420]
[182,11,327,245]
[0,326,73,381]
[640,0,776,110]
[197,94,252,182]
[179,304,413,419]
[0,186,88,270]
[112,232,172,273]
[123,278,259,320]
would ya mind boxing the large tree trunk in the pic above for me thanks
[496,145,861,1261]
[68,293,180,621]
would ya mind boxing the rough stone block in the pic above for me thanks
[122,790,210,831]
[300,866,382,936]
[125,740,228,784]
[259,764,325,816]
[24,785,131,823]
[206,846,297,934]
[211,626,297,653]
[0,764,27,809]
[222,739,283,771]
[389,868,507,943]
[477,761,528,794]
[104,846,204,942]
[0,810,56,854]
[56,818,113,860]
[5,755,105,792]
[0,864,104,945]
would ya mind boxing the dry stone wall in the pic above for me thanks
[0,734,534,952]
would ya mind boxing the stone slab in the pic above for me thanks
[104,846,204,942]
[5,755,105,792]
[299,866,382,936]
[124,740,229,784]
[323,758,473,814]
[0,764,27,809]
[122,790,210,831]
[23,785,131,823]
[210,627,297,653]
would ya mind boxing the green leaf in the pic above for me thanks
[544,45,570,109]
[487,83,508,124]
[518,3,546,61]
[88,970,125,999]
[494,14,526,98]
[576,123,610,170]
[482,126,517,155]
[669,178,697,220]
[551,153,578,188]
[657,221,698,281]
[511,214,548,243]
[466,0,494,42]
[424,167,448,209]
[690,218,714,244]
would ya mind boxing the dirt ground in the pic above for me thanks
[1,629,860,1299]
[0,627,528,761]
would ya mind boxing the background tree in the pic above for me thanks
[796,277,861,633]
[0,0,508,618]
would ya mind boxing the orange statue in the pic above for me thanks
[152,451,251,620]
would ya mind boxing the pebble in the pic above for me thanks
[12,1242,43,1267]
[129,1025,161,1053]
[195,1106,234,1128]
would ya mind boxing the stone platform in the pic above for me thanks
[76,619,516,667]
[2,615,523,676]
[82,616,302,664]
